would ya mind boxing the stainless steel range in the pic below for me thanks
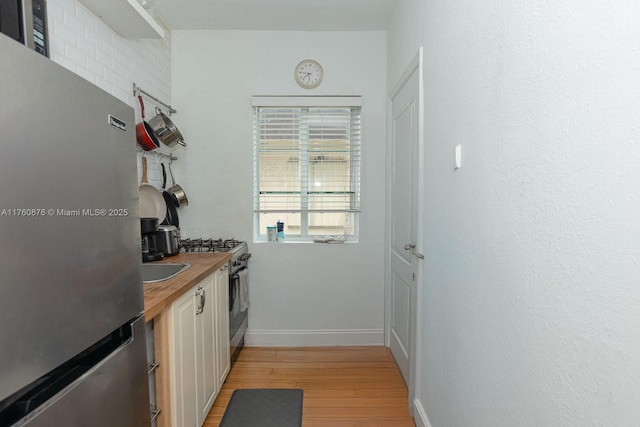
[179,238,251,365]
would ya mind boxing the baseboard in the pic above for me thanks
[412,397,432,427]
[245,328,384,347]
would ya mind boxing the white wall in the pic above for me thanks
[171,30,388,345]
[388,0,640,426]
[386,0,424,88]
[46,0,173,188]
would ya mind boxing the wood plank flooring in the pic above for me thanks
[203,346,415,427]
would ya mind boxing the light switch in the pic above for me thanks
[454,144,462,169]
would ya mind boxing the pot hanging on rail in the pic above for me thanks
[148,108,186,148]
[135,96,161,151]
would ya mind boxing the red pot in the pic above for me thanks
[136,96,160,151]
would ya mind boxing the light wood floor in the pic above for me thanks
[204,346,415,427]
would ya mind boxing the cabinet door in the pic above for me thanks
[171,289,198,427]
[169,270,225,427]
[197,276,218,426]
[216,266,230,386]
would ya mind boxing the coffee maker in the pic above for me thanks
[141,217,164,262]
[156,225,180,256]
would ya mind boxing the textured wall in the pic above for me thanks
[387,0,640,425]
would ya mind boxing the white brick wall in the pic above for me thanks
[46,0,173,189]
[47,0,171,111]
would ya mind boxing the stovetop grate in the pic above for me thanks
[179,238,244,253]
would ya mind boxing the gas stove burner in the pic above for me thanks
[199,238,216,251]
[212,238,242,252]
[179,237,246,254]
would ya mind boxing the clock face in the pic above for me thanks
[295,60,323,89]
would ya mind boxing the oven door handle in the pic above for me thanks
[230,266,247,281]
[229,266,247,280]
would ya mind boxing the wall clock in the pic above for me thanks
[294,59,323,89]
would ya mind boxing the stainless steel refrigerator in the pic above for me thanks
[0,34,150,426]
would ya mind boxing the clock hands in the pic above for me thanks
[299,71,313,83]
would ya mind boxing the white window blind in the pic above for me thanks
[252,96,361,240]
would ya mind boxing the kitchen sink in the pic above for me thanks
[142,263,190,283]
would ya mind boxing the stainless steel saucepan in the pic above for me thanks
[167,161,188,208]
[148,108,186,148]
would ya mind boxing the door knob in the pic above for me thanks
[404,242,424,259]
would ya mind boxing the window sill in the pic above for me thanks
[253,238,358,244]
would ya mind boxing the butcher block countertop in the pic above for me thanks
[142,252,231,321]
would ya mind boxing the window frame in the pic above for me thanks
[252,96,362,243]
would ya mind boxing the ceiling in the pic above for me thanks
[151,0,399,31]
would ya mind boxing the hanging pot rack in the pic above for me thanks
[137,149,178,162]
[133,83,176,116]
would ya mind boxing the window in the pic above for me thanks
[252,96,361,242]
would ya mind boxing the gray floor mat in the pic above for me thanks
[219,388,303,427]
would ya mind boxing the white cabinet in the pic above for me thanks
[78,0,165,39]
[170,279,202,427]
[215,265,230,387]
[196,276,217,425]
[168,265,230,427]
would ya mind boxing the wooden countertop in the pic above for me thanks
[142,252,231,321]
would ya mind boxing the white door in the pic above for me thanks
[388,63,421,385]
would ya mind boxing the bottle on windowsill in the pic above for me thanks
[276,220,284,241]
[267,226,276,242]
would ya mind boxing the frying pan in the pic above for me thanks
[136,96,161,151]
[160,163,179,227]
[138,156,166,221]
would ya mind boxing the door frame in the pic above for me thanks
[384,47,424,411]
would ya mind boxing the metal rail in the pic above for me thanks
[132,83,177,116]
[137,149,178,161]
